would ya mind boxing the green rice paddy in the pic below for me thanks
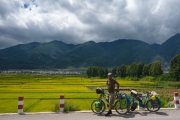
[0,73,179,113]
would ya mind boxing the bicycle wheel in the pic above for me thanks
[146,99,160,112]
[114,99,128,114]
[91,99,106,114]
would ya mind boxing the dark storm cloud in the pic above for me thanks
[0,0,180,49]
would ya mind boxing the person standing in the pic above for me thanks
[105,72,119,116]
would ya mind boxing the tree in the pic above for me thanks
[86,67,92,77]
[129,63,138,77]
[170,54,180,81]
[112,67,117,76]
[98,67,104,78]
[117,64,126,77]
[149,60,163,76]
[142,64,150,76]
[86,66,99,77]
[104,67,109,77]
[87,66,109,78]
[91,66,99,77]
[126,65,131,76]
[136,62,144,77]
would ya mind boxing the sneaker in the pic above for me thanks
[105,110,111,116]
[105,112,110,116]
[109,110,112,114]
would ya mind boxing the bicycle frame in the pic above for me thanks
[130,94,148,107]
[129,90,161,112]
[91,89,129,114]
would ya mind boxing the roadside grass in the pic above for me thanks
[0,98,94,113]
[0,73,180,113]
[52,100,81,112]
[0,99,17,113]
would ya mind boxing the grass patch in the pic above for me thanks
[52,101,80,112]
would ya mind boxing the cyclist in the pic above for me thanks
[105,72,120,116]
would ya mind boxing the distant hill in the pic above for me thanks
[159,33,180,62]
[0,33,180,69]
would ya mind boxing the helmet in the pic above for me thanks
[107,73,112,76]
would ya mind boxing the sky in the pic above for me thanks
[0,0,180,49]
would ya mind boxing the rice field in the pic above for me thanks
[0,73,179,113]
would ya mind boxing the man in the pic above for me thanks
[105,72,119,116]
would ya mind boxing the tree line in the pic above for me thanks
[86,54,180,81]
[87,60,163,78]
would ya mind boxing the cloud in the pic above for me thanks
[0,0,180,49]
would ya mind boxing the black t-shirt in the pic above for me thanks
[106,79,119,93]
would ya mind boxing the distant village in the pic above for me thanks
[0,70,83,75]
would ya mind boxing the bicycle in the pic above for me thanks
[91,88,129,115]
[128,90,161,112]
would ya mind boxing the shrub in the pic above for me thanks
[52,101,80,112]
[52,103,60,112]
[130,77,140,81]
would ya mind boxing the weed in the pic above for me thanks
[52,101,80,112]
[52,103,60,112]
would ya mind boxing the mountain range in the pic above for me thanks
[0,33,180,70]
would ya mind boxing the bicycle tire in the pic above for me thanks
[114,99,128,114]
[91,99,106,114]
[146,99,160,112]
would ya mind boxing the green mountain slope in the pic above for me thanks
[0,40,76,69]
[99,40,158,66]
[50,41,110,68]
[0,33,180,69]
[159,33,180,62]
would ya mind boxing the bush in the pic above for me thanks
[168,82,180,88]
[130,77,140,81]
[158,74,176,81]
[52,103,60,112]
[52,101,80,112]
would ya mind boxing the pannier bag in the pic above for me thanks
[156,96,164,106]
[137,93,143,103]
[96,88,103,94]
[95,101,102,112]
[151,100,160,108]
[118,92,126,99]
[151,91,157,96]
[130,102,138,111]
[131,90,138,97]
[120,99,127,109]
[126,96,131,105]
[151,95,156,100]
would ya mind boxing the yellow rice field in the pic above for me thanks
[0,73,179,113]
